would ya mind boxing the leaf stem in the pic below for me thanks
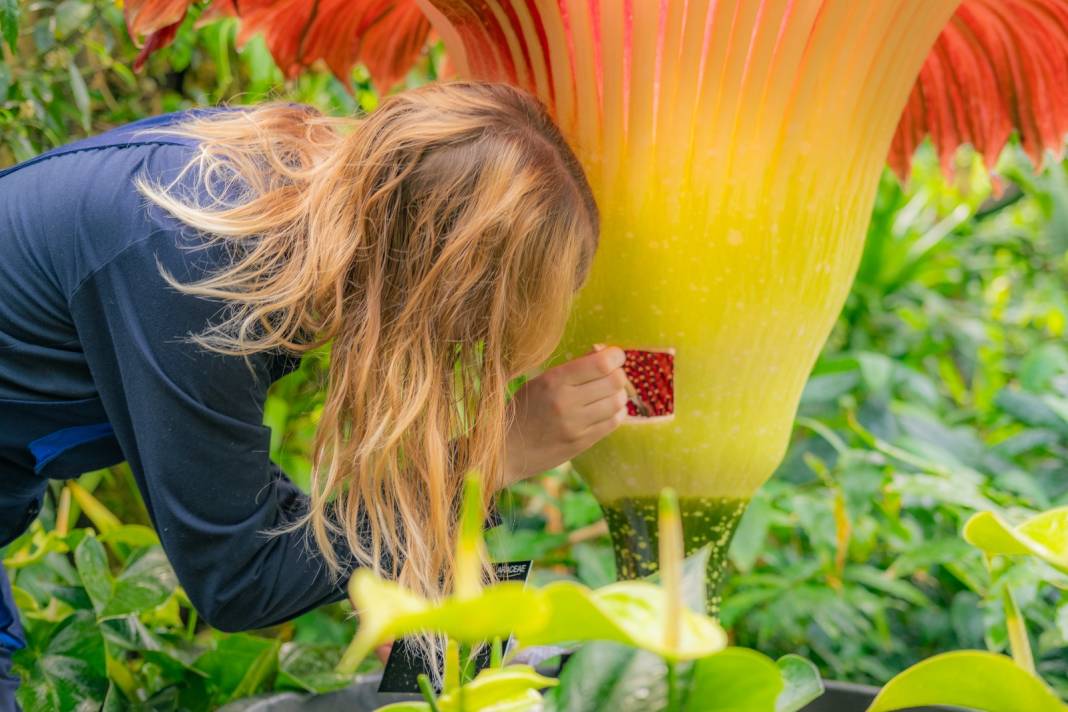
[445,639,461,692]
[55,485,71,536]
[658,489,683,651]
[1002,584,1036,675]
[185,609,197,641]
[417,674,443,712]
[666,660,681,712]
[491,637,503,668]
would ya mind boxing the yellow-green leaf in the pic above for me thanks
[435,666,555,712]
[685,648,783,711]
[963,508,1068,573]
[98,525,160,549]
[339,573,549,674]
[523,581,727,661]
[68,481,121,535]
[2,527,69,569]
[455,473,488,601]
[376,665,553,712]
[867,652,1068,712]
[341,573,726,674]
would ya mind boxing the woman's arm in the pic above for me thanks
[69,227,350,633]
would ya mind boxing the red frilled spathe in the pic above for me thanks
[125,0,431,94]
[890,0,1068,179]
[125,0,1068,178]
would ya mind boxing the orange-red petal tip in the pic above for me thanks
[893,0,1068,180]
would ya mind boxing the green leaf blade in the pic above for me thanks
[867,651,1068,712]
[684,648,782,712]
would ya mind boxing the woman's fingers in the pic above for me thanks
[580,405,628,442]
[560,347,626,385]
[575,367,630,405]
[583,389,629,424]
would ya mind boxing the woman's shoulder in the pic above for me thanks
[0,108,255,302]
[0,106,239,181]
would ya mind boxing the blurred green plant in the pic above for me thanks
[863,502,1068,711]
[3,474,364,710]
[3,0,1068,706]
[0,0,447,164]
[346,476,823,712]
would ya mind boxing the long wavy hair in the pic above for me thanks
[137,82,599,606]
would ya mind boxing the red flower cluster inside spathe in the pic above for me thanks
[623,349,675,420]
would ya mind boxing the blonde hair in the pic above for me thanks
[136,82,599,611]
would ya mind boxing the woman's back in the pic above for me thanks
[0,109,326,634]
[0,109,246,401]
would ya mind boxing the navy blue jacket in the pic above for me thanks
[0,108,350,631]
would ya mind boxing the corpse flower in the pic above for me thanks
[127,0,1068,607]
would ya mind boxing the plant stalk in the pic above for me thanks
[417,675,443,712]
[490,637,503,668]
[55,486,71,536]
[666,660,681,712]
[1002,584,1036,675]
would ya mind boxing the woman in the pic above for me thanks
[0,81,628,707]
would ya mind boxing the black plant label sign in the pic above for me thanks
[377,560,534,694]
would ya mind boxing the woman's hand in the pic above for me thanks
[503,346,630,485]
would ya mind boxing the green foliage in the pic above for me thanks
[3,473,361,710]
[0,0,416,165]
[4,0,1068,706]
[347,475,816,712]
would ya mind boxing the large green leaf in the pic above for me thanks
[684,648,782,712]
[523,580,727,660]
[13,611,108,712]
[963,508,1068,573]
[194,633,281,703]
[275,642,352,694]
[74,536,175,619]
[101,548,176,618]
[73,535,111,613]
[867,651,1068,712]
[775,655,824,712]
[548,642,668,712]
[342,560,726,673]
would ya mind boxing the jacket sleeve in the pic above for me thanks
[69,225,353,632]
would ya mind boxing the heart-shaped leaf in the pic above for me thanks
[340,574,550,673]
[73,536,175,620]
[683,648,782,711]
[100,548,176,619]
[776,655,824,712]
[377,665,556,712]
[523,581,727,660]
[193,633,281,703]
[964,507,1068,573]
[13,610,107,712]
[342,573,726,675]
[547,643,668,712]
[867,651,1068,712]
